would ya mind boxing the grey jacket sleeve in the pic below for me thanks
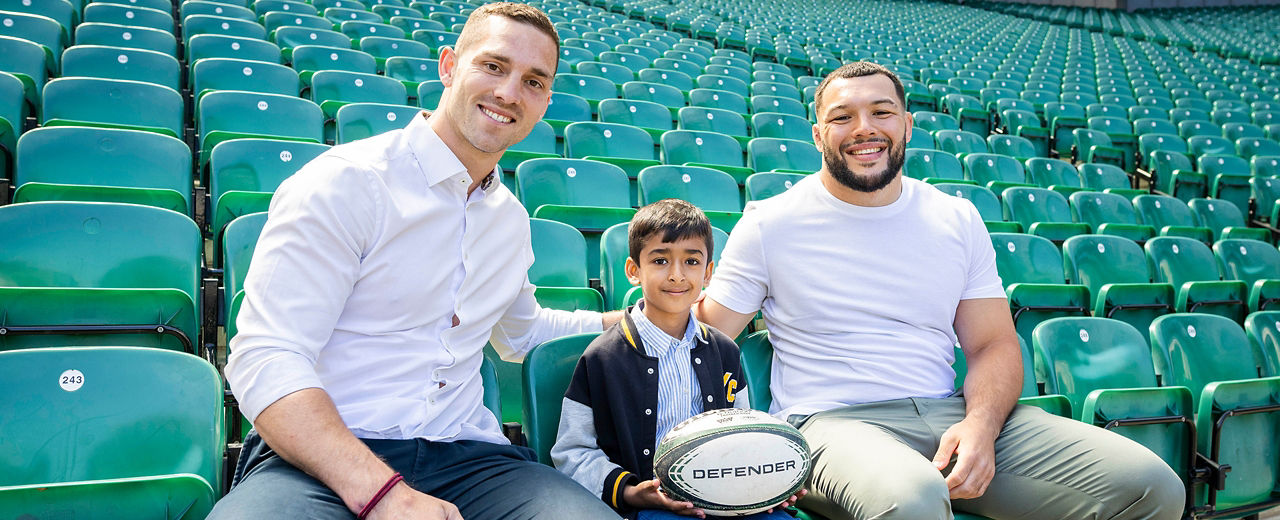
[550,397,635,509]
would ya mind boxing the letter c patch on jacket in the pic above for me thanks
[723,372,738,402]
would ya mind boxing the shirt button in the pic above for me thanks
[694,358,701,364]
[433,370,442,379]
[645,408,652,415]
[647,368,654,375]
[643,449,651,456]
[706,395,713,403]
[429,397,437,404]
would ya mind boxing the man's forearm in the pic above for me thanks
[253,388,398,514]
[959,336,1022,429]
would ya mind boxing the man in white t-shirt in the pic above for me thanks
[695,62,1184,520]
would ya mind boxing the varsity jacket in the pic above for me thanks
[550,309,748,518]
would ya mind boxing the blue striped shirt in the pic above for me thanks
[630,302,704,451]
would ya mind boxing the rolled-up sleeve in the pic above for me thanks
[225,159,380,422]
[705,207,770,315]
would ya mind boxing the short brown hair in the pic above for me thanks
[454,2,560,64]
[813,61,906,118]
[628,199,714,263]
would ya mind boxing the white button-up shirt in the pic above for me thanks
[225,113,601,444]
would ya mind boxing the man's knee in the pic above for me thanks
[1110,457,1185,520]
[806,464,950,520]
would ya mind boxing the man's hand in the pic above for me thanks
[932,417,999,499]
[369,483,464,520]
[623,479,705,518]
[764,488,807,513]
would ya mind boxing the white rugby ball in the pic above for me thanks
[653,408,811,516]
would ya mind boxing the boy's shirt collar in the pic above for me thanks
[628,300,704,357]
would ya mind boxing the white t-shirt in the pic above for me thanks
[706,175,1005,418]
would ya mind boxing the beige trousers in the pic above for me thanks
[793,397,1185,520]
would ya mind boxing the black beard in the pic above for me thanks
[824,136,905,193]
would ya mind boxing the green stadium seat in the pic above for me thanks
[12,127,191,215]
[1147,236,1248,321]
[749,95,806,118]
[325,7,383,26]
[1069,191,1155,243]
[1197,155,1253,218]
[85,3,174,32]
[597,98,673,140]
[1148,149,1205,202]
[576,61,636,90]
[0,70,24,177]
[1179,120,1222,141]
[222,212,267,342]
[1045,101,1086,156]
[552,73,617,113]
[0,35,47,115]
[415,79,444,110]
[75,23,177,57]
[516,158,635,275]
[41,77,183,138]
[187,34,282,65]
[0,202,202,355]
[1245,311,1280,376]
[1031,316,1195,502]
[1061,234,1173,338]
[745,171,806,202]
[96,0,172,10]
[1132,194,1214,244]
[1223,122,1265,142]
[271,27,351,61]
[1214,239,1280,313]
[0,10,64,72]
[1024,157,1083,196]
[636,68,694,93]
[988,135,1037,162]
[678,105,748,145]
[0,346,224,518]
[905,148,968,185]
[935,129,988,157]
[943,93,988,135]
[637,165,741,230]
[333,102,420,144]
[192,57,300,101]
[660,129,752,185]
[360,36,431,73]
[390,15,444,34]
[1071,128,1126,170]
[964,153,1031,193]
[196,90,324,170]
[1188,197,1270,243]
[1001,187,1090,245]
[750,112,812,142]
[290,45,375,85]
[563,121,659,204]
[689,87,748,115]
[0,0,74,38]
[340,20,405,42]
[1237,137,1280,160]
[1149,313,1280,515]
[936,183,1018,233]
[528,217,604,313]
[310,70,407,123]
[989,232,1089,343]
[914,111,958,133]
[522,332,600,464]
[747,137,819,173]
[183,14,266,47]
[208,138,329,241]
[384,56,439,92]
[749,80,801,102]
[262,11,331,34]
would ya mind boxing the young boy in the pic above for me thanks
[551,199,798,519]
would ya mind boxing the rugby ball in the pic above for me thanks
[653,408,811,516]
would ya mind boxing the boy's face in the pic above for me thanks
[624,234,713,318]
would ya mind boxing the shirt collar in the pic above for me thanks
[406,112,500,194]
[630,300,704,345]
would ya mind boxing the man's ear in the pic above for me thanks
[438,46,457,87]
[624,256,640,286]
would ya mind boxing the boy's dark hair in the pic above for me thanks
[813,61,906,118]
[628,199,714,263]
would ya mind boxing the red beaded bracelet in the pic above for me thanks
[357,472,404,520]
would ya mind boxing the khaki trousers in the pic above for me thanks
[793,397,1185,520]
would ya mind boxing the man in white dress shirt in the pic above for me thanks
[209,4,624,519]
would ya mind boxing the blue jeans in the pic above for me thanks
[208,430,621,519]
[637,509,794,519]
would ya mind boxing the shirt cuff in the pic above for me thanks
[574,309,604,333]
[227,349,325,422]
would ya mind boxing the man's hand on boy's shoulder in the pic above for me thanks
[622,479,706,518]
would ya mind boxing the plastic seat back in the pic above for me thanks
[745,172,806,202]
[0,202,201,352]
[42,78,183,138]
[522,333,601,464]
[0,347,224,516]
[747,137,820,173]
